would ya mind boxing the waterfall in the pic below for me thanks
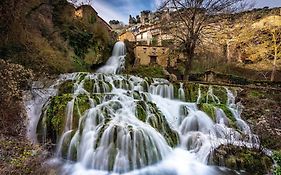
[25,42,259,175]
[97,41,126,74]
[26,72,260,175]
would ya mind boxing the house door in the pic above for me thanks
[150,56,157,64]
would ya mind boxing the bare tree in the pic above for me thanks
[158,0,249,80]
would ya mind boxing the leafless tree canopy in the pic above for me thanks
[158,0,250,78]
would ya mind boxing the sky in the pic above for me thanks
[91,0,281,24]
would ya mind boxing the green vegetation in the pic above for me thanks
[213,145,273,175]
[199,103,216,121]
[125,65,166,78]
[273,151,281,175]
[0,138,46,175]
[0,0,115,75]
[135,101,147,122]
[37,93,91,143]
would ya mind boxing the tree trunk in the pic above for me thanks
[271,64,276,82]
[183,45,195,81]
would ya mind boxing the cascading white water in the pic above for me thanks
[96,41,126,74]
[27,73,260,175]
[25,42,260,175]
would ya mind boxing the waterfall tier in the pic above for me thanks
[96,41,126,74]
[27,72,260,175]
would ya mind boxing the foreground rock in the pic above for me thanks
[211,145,273,175]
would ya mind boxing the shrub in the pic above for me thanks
[0,59,33,135]
[273,151,281,175]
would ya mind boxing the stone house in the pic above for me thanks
[119,32,136,42]
[134,46,170,67]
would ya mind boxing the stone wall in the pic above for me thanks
[134,46,170,67]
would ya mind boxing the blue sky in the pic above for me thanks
[92,0,281,23]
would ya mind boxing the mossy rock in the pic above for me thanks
[146,102,179,147]
[212,145,273,175]
[184,83,229,104]
[198,103,216,121]
[198,103,237,129]
[135,101,147,122]
[125,65,166,79]
[58,80,74,94]
[212,86,228,104]
[184,83,200,102]
[173,82,180,100]
[83,78,94,92]
[214,104,235,122]
[72,94,91,130]
[37,94,91,144]
[37,94,73,143]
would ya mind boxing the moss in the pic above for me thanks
[197,102,237,128]
[141,80,149,92]
[173,82,180,99]
[212,86,228,104]
[58,80,74,94]
[91,93,105,104]
[146,102,179,147]
[198,103,216,121]
[77,73,87,83]
[184,83,200,102]
[215,104,235,122]
[184,83,230,104]
[132,91,141,100]
[135,101,147,122]
[125,65,166,79]
[249,90,265,99]
[83,78,93,92]
[213,145,273,175]
[73,95,91,129]
[37,94,73,143]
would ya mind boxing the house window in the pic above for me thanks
[143,48,147,53]
[150,56,157,64]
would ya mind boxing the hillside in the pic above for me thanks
[194,7,281,81]
[0,0,115,74]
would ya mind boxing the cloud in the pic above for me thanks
[92,0,147,23]
[92,0,158,24]
[92,0,281,24]
[93,0,129,23]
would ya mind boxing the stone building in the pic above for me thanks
[134,46,170,67]
[119,32,136,42]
